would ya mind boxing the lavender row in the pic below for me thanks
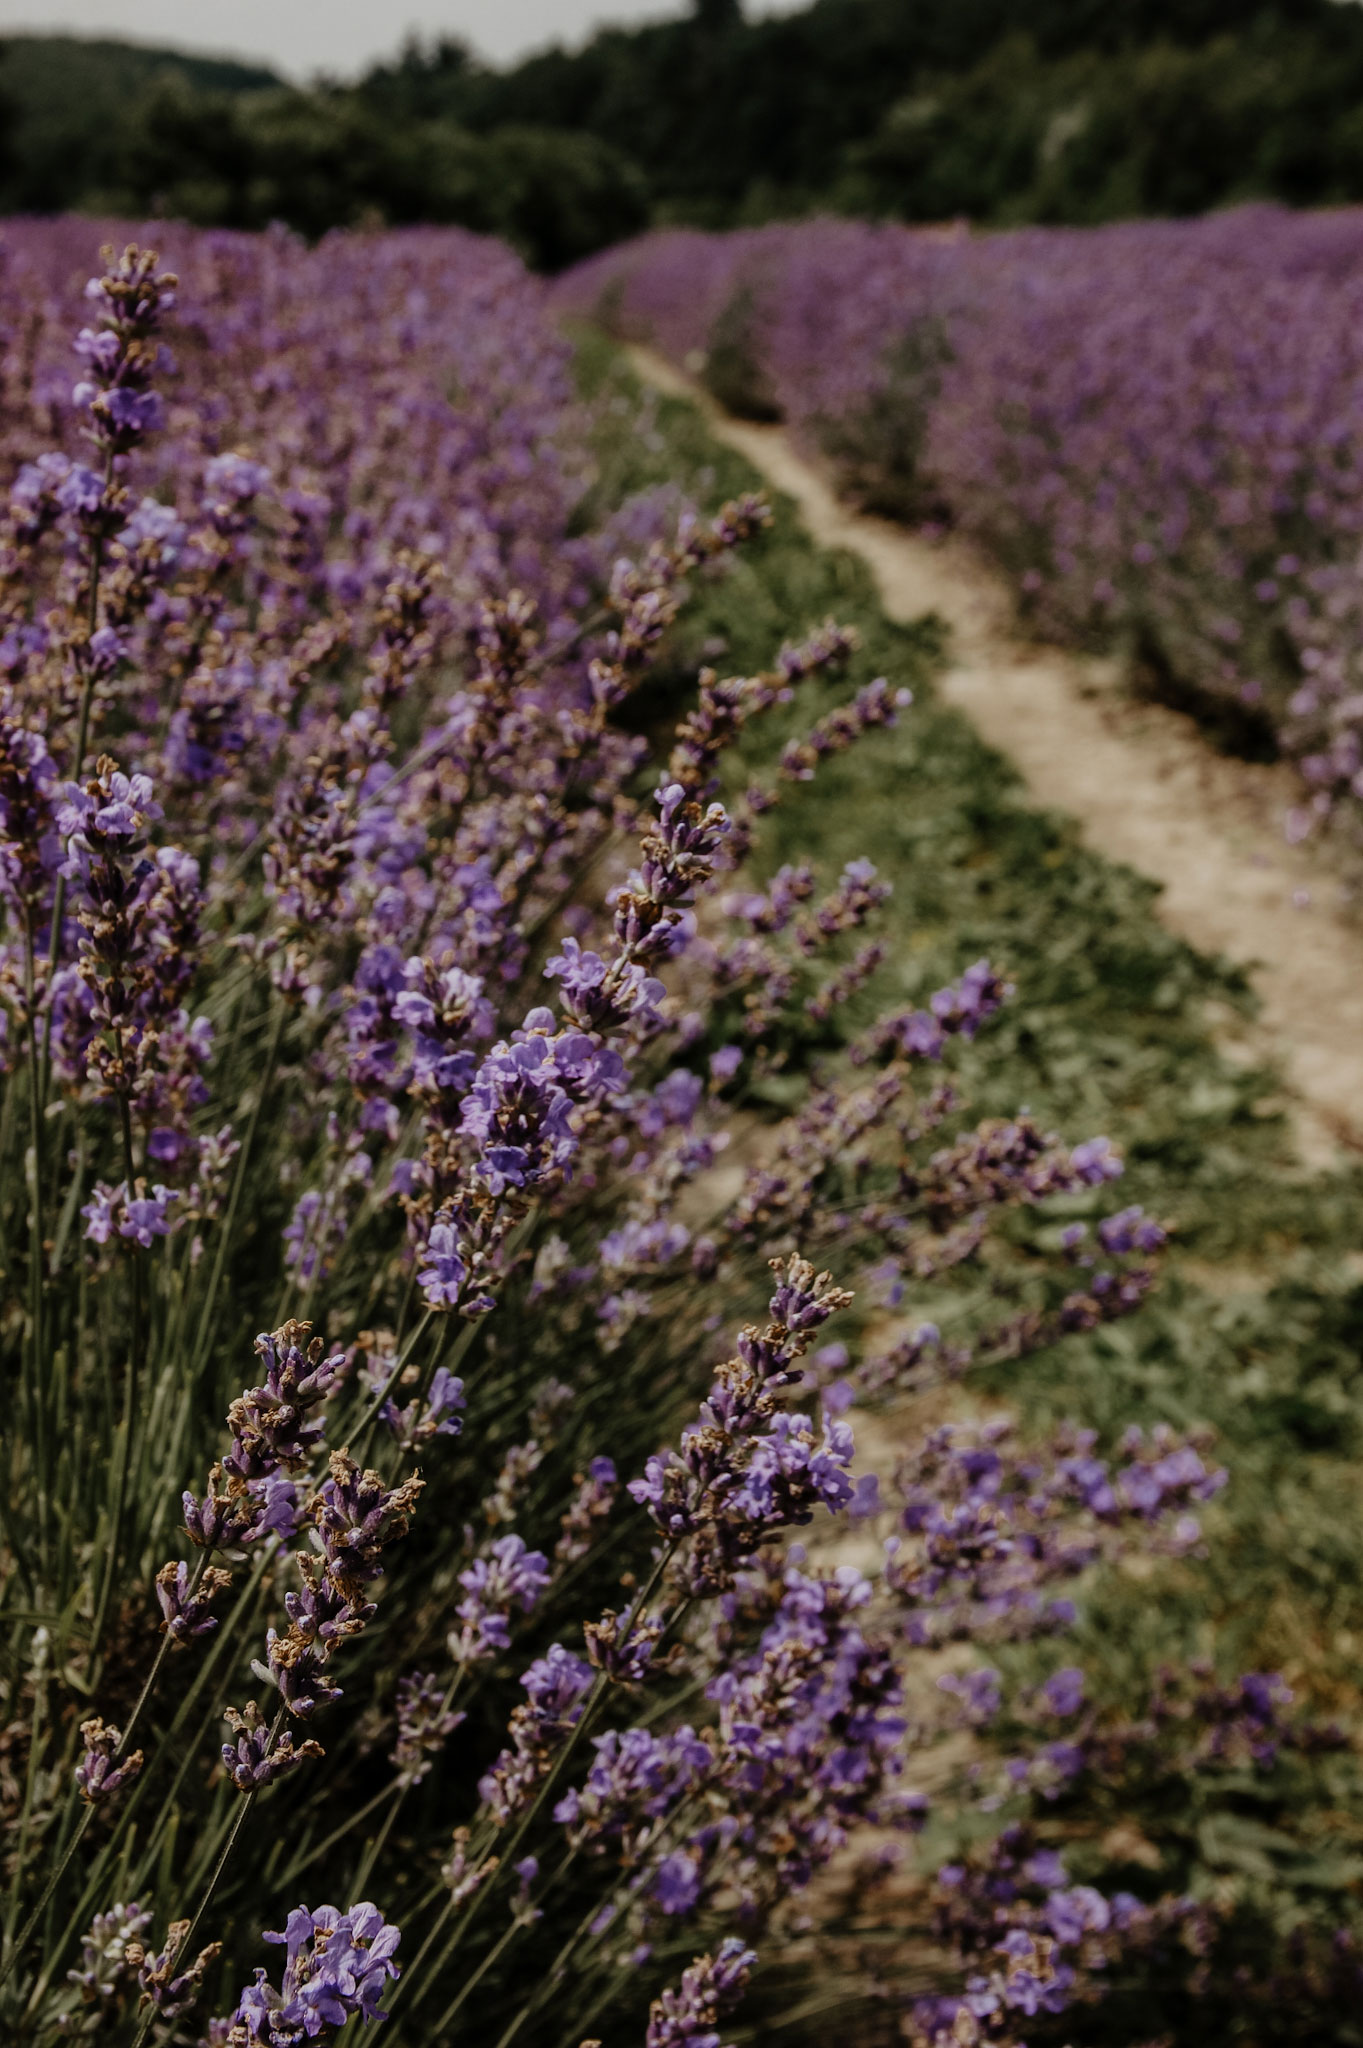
[0,219,1334,2048]
[559,207,1363,841]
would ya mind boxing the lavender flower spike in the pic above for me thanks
[156,1558,233,1645]
[221,1700,324,1794]
[646,1940,756,2048]
[221,1901,401,2041]
[74,1717,143,1805]
[125,1918,222,2024]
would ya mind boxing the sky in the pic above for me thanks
[0,0,708,73]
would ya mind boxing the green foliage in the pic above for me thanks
[0,36,647,270]
[812,316,955,520]
[700,287,782,421]
[364,0,1363,227]
[0,35,280,216]
[841,24,1363,226]
[111,80,648,264]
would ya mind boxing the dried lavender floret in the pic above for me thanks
[74,1718,143,1806]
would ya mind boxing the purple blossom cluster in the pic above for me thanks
[645,1940,754,2048]
[181,1321,345,1553]
[212,1900,400,2043]
[884,1415,1225,1652]
[908,1826,1192,2048]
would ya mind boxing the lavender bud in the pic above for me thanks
[75,1717,143,1806]
[221,1700,324,1793]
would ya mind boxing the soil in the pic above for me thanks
[629,345,1363,1167]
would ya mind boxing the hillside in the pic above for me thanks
[365,0,1363,224]
[6,3,1363,257]
[0,35,281,214]
[0,31,646,267]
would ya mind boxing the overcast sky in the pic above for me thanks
[0,0,719,74]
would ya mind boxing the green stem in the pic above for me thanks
[19,1548,274,2021]
[346,1782,405,1904]
[0,1550,215,1997]
[88,1063,143,1669]
[189,997,286,1379]
[394,1540,677,2023]
[551,1956,634,2048]
[121,1548,215,1755]
[125,1706,287,2048]
[0,1803,94,2000]
[487,1871,608,2048]
[350,1307,438,1463]
[282,1780,397,1888]
[3,1641,47,1951]
[21,910,49,1565]
[347,1666,465,1902]
[422,1903,525,2041]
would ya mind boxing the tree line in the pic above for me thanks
[6,1,1363,267]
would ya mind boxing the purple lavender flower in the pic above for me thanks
[555,1456,618,1565]
[479,1643,595,1823]
[1045,1885,1111,1945]
[70,244,176,464]
[0,715,59,912]
[380,1363,466,1451]
[65,1900,152,2005]
[221,1701,324,1794]
[709,1044,743,1084]
[312,1452,424,1585]
[1069,1136,1122,1185]
[417,1215,468,1309]
[223,1901,400,2041]
[553,1724,713,1844]
[126,1918,222,2023]
[391,1673,465,1786]
[451,1535,552,1663]
[1096,1205,1168,1255]
[75,1717,143,1805]
[252,1621,345,1721]
[1040,1666,1086,1718]
[654,1852,703,1915]
[458,1027,625,1195]
[220,1322,348,1485]
[155,1559,233,1645]
[120,1181,180,1247]
[938,1666,1003,1726]
[628,1256,858,1590]
[646,1940,755,2048]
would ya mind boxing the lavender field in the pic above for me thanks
[0,215,1362,2048]
[562,208,1363,846]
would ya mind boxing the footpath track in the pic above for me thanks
[630,346,1363,1166]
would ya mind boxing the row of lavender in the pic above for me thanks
[559,208,1363,839]
[0,219,1339,2048]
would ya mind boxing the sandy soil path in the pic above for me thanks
[630,345,1363,1165]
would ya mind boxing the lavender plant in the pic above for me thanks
[0,223,1282,2048]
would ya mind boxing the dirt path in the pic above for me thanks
[631,345,1363,1166]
